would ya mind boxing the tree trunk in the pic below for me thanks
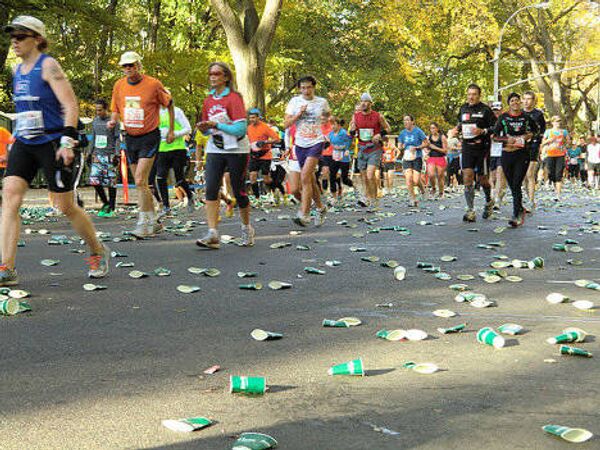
[94,0,119,95]
[149,0,161,52]
[229,42,265,110]
[0,6,11,74]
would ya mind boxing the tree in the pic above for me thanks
[208,0,283,110]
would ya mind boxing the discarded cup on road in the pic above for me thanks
[7,289,29,299]
[559,345,592,358]
[232,432,278,450]
[437,323,466,334]
[455,292,486,303]
[162,417,212,433]
[251,329,283,341]
[547,330,586,345]
[376,329,406,341]
[546,293,568,304]
[435,272,452,281]
[83,283,107,291]
[380,260,399,268]
[393,266,406,280]
[405,329,428,341]
[304,267,325,275]
[572,300,594,310]
[230,376,267,394]
[0,298,19,316]
[237,272,258,278]
[542,424,593,443]
[128,270,148,279]
[328,358,364,376]
[239,283,263,290]
[325,260,342,267]
[477,327,505,348]
[530,257,544,268]
[268,281,292,290]
[322,319,349,328]
[552,243,567,252]
[471,298,495,308]
[449,284,469,291]
[337,317,362,326]
[416,261,433,268]
[177,285,201,294]
[562,327,588,342]
[403,361,439,374]
[497,323,523,335]
[433,309,456,318]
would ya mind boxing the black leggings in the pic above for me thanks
[501,149,529,217]
[204,152,250,209]
[329,160,353,193]
[94,185,117,210]
[270,165,286,195]
[156,149,193,208]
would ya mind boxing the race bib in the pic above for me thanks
[461,124,476,139]
[513,137,525,148]
[332,146,347,161]
[123,96,144,128]
[15,110,44,139]
[359,128,374,142]
[403,146,417,162]
[569,158,578,165]
[491,142,503,157]
[95,135,108,149]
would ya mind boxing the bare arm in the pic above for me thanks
[42,58,78,128]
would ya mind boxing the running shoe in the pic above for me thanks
[508,211,525,228]
[463,210,476,222]
[292,213,310,227]
[357,197,368,207]
[158,207,171,219]
[196,230,220,249]
[241,225,255,247]
[87,245,110,279]
[97,204,109,217]
[130,223,151,239]
[0,264,18,286]
[103,209,116,218]
[482,200,495,219]
[315,206,327,227]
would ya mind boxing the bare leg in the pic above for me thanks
[1,177,28,268]
[53,191,103,254]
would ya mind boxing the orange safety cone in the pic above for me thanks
[120,149,129,204]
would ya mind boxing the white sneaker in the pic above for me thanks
[241,225,255,247]
[315,206,327,227]
[196,230,220,249]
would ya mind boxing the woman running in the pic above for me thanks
[327,116,353,203]
[426,122,448,198]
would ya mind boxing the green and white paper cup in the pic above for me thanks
[0,298,19,316]
[559,345,592,358]
[162,416,212,433]
[251,329,283,341]
[437,323,466,334]
[542,424,593,443]
[232,432,278,450]
[530,257,544,268]
[376,329,405,341]
[476,327,505,348]
[230,376,267,394]
[328,358,364,376]
[546,330,585,345]
[322,319,349,328]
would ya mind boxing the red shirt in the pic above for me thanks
[353,110,382,151]
[321,122,333,156]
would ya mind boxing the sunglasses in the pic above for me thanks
[121,63,136,68]
[10,34,34,41]
[209,71,224,76]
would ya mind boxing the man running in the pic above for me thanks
[522,91,545,210]
[108,51,175,237]
[89,99,120,217]
[284,76,330,227]
[489,101,506,209]
[349,93,390,209]
[456,84,495,222]
[247,108,280,202]
[156,104,194,215]
[1,16,109,285]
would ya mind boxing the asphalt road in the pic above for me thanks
[1,185,599,449]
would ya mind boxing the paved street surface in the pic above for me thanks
[1,186,599,449]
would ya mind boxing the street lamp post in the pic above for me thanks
[493,2,551,102]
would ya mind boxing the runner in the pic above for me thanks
[349,93,390,209]
[380,136,399,195]
[88,99,120,217]
[566,140,581,183]
[284,124,302,203]
[108,50,175,237]
[398,115,428,207]
[195,62,254,248]
[541,115,570,201]
[456,83,495,222]
[327,116,353,203]
[586,135,600,190]
[446,128,462,190]
[0,126,15,206]
[522,91,545,210]
[1,16,109,285]
[576,136,588,186]
[247,107,280,202]
[156,104,194,215]
[426,122,448,199]
[284,75,330,226]
[319,117,333,196]
[489,101,506,209]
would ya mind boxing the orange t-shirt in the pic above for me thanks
[382,144,396,163]
[111,75,172,136]
[0,127,15,169]
[321,123,333,156]
[247,120,279,160]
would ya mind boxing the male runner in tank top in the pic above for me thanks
[522,91,545,211]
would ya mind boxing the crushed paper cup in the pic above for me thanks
[237,272,258,278]
[505,276,523,283]
[376,329,406,341]
[457,274,475,281]
[449,284,469,291]
[393,266,407,280]
[471,298,495,308]
[328,358,364,376]
[483,275,501,284]
[232,432,278,450]
[325,260,342,267]
[7,290,29,299]
[323,319,350,328]
[403,361,439,374]
[304,267,325,275]
[380,260,399,268]
[338,317,362,326]
[546,293,569,304]
[361,256,380,263]
[162,417,212,433]
[572,300,594,310]
[546,330,586,345]
[153,267,171,276]
[40,259,59,266]
[251,329,283,341]
[230,376,267,394]
[574,279,591,288]
[128,270,148,279]
[559,345,592,357]
[440,255,457,262]
[435,272,452,281]
[268,281,292,290]
[542,424,593,443]
[0,298,20,316]
[497,323,523,335]
[270,242,291,249]
[405,329,428,341]
[83,283,107,291]
[433,309,456,318]
[455,292,486,303]
[437,323,466,334]
[239,283,263,290]
[203,365,220,374]
[177,285,201,294]
[563,327,588,342]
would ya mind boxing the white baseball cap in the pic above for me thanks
[118,51,142,66]
[4,16,46,38]
[360,93,373,102]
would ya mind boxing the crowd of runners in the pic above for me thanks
[1,15,599,287]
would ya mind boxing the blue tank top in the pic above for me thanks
[13,53,64,145]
